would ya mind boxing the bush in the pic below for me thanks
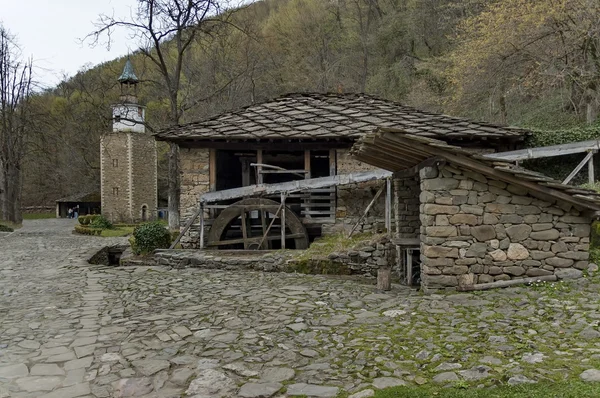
[131,222,172,255]
[79,215,90,225]
[90,215,113,230]
[0,224,14,232]
[74,225,102,236]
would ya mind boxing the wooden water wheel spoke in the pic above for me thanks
[207,198,308,250]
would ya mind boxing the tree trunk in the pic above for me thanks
[0,161,22,224]
[168,142,180,231]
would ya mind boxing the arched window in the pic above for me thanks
[141,205,148,221]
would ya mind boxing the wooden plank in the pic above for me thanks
[257,202,284,249]
[380,132,600,211]
[170,206,203,249]
[563,151,594,184]
[377,267,392,291]
[457,275,557,291]
[260,169,309,174]
[482,139,600,161]
[199,169,392,203]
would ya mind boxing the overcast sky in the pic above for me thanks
[1,0,138,88]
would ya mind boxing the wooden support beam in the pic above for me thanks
[329,149,336,177]
[349,184,385,237]
[380,132,600,211]
[589,151,596,185]
[281,192,286,249]
[209,149,217,192]
[240,211,248,249]
[199,203,205,249]
[482,139,600,161]
[199,169,392,204]
[563,151,594,185]
[257,149,263,184]
[207,233,306,247]
[385,178,392,233]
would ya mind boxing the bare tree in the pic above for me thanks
[0,25,32,224]
[87,0,238,230]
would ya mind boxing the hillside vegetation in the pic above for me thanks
[21,0,600,206]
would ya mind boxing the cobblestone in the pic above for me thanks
[2,219,600,397]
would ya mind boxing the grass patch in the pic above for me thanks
[371,381,600,398]
[0,220,21,230]
[100,227,135,237]
[295,232,381,261]
[23,212,55,219]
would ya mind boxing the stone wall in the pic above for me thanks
[419,164,591,291]
[130,134,158,221]
[100,133,131,222]
[394,176,420,239]
[101,132,157,223]
[179,147,210,248]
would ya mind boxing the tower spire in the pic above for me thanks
[118,58,139,103]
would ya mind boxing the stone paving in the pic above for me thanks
[2,220,600,398]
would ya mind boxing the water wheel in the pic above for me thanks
[206,198,308,250]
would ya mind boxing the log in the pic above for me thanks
[457,275,557,292]
[377,267,392,291]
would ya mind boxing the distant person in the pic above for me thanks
[74,206,79,219]
[68,208,73,219]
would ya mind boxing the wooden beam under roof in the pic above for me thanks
[482,139,600,161]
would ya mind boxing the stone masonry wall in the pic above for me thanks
[100,133,131,222]
[324,149,388,235]
[179,147,210,248]
[419,164,591,291]
[130,134,158,222]
[394,176,420,239]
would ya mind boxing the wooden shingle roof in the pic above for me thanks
[352,128,600,211]
[156,93,529,142]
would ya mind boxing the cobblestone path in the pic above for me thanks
[2,220,600,397]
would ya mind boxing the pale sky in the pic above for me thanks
[1,0,138,88]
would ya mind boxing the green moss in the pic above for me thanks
[370,381,600,398]
[286,257,351,275]
[0,224,14,232]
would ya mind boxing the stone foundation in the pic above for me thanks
[418,164,591,291]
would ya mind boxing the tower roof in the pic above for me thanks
[118,58,139,84]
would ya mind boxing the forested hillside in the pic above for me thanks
[21,0,600,207]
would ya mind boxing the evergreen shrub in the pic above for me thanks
[0,224,14,232]
[90,215,113,230]
[131,222,171,255]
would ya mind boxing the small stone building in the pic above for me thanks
[352,129,600,291]
[156,93,527,248]
[100,60,158,223]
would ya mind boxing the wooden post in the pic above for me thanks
[257,149,264,184]
[199,203,205,250]
[589,150,596,185]
[377,267,392,291]
[385,178,392,233]
[241,211,248,249]
[209,149,217,192]
[280,192,286,249]
[304,150,311,220]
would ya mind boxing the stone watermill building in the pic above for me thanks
[156,92,599,292]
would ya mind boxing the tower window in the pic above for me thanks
[112,159,118,167]
[138,107,143,117]
[113,187,119,196]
